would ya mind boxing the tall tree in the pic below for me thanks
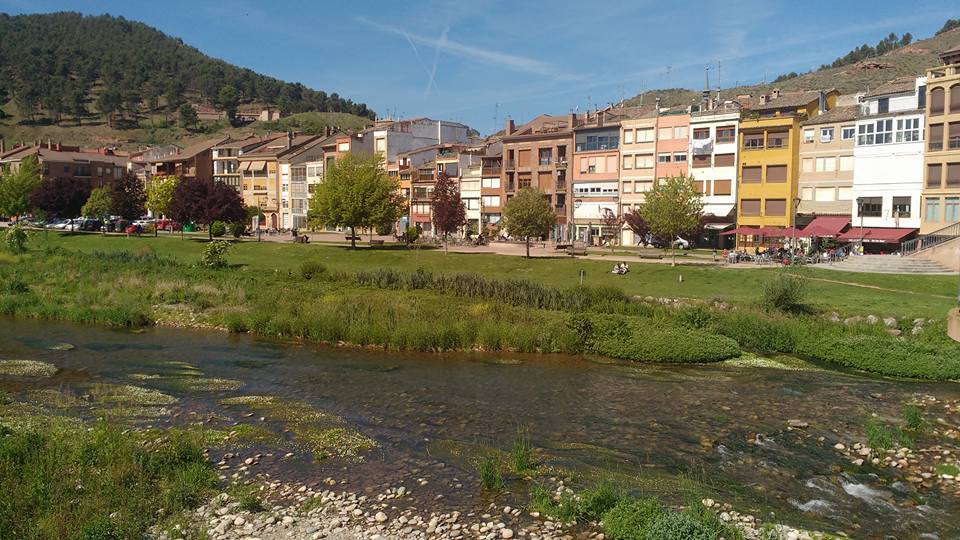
[178,103,198,129]
[308,153,404,249]
[639,175,703,265]
[146,175,178,218]
[81,187,113,220]
[96,88,122,128]
[0,155,41,219]
[217,85,239,126]
[167,178,246,239]
[30,177,92,219]
[623,208,649,246]
[501,188,555,258]
[430,171,466,253]
[109,174,146,220]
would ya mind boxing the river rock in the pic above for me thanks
[787,419,809,429]
[501,528,514,539]
[375,511,388,523]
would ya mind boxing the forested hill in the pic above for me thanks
[0,12,376,122]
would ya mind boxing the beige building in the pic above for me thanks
[617,113,657,244]
[797,105,857,218]
[922,45,960,234]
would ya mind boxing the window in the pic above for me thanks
[587,158,597,173]
[803,128,814,143]
[673,152,687,163]
[741,166,762,183]
[877,98,889,114]
[657,153,671,163]
[636,128,655,142]
[658,127,672,140]
[948,163,960,186]
[896,118,920,142]
[692,154,710,168]
[930,87,945,116]
[815,157,836,172]
[674,126,687,139]
[876,119,893,144]
[743,133,764,150]
[838,187,852,201]
[481,177,500,188]
[857,123,874,145]
[740,199,761,216]
[765,199,787,216]
[337,142,350,152]
[575,135,619,152]
[841,126,856,140]
[622,155,633,169]
[857,197,882,217]
[482,195,501,207]
[946,197,960,222]
[928,164,943,188]
[716,126,736,143]
[622,182,632,193]
[801,158,814,173]
[815,188,836,202]
[693,128,710,140]
[538,148,552,166]
[820,127,834,143]
[929,124,944,151]
[518,149,531,167]
[951,122,960,149]
[801,187,814,200]
[693,180,706,194]
[375,138,386,153]
[767,131,788,149]
[714,153,735,167]
[623,129,634,144]
[766,165,788,183]
[635,154,654,169]
[892,196,912,218]
[713,179,732,195]
[951,84,960,113]
[926,197,941,221]
[839,155,854,171]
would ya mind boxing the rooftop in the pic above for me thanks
[863,77,917,98]
[800,104,858,126]
[746,89,834,112]
[0,145,130,166]
[148,137,229,163]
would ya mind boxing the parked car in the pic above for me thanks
[155,219,182,232]
[79,218,101,231]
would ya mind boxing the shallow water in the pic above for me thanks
[1,317,958,537]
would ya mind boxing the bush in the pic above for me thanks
[864,417,912,450]
[601,498,663,540]
[230,222,245,239]
[405,226,420,244]
[795,334,960,380]
[300,261,327,280]
[902,404,929,434]
[3,223,28,254]
[201,240,232,269]
[209,220,226,237]
[579,481,628,522]
[478,456,504,491]
[643,512,713,540]
[760,273,808,313]
[588,317,741,363]
[510,427,534,476]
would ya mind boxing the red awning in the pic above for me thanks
[801,216,850,237]
[757,226,800,237]
[837,227,916,243]
[720,226,760,236]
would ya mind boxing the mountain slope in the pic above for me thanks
[624,25,960,109]
[0,12,375,122]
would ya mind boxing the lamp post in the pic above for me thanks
[857,198,865,254]
[792,196,801,262]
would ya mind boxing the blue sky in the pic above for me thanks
[1,0,957,133]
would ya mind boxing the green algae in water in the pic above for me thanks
[0,360,58,378]
[89,384,178,406]
[220,395,275,406]
[26,389,86,409]
[0,401,83,433]
[48,342,75,351]
[129,373,162,381]
[297,426,377,461]
[724,353,821,371]
[168,377,244,392]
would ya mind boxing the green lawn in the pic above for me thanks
[33,232,955,319]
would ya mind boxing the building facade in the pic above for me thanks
[797,105,857,220]
[571,110,621,242]
[238,133,321,229]
[148,137,227,183]
[852,78,926,232]
[922,46,960,234]
[0,142,130,187]
[618,113,657,244]
[654,110,690,180]
[212,136,279,193]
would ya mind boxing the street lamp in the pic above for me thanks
[792,196,801,262]
[857,198,865,254]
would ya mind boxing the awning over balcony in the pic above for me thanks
[837,228,916,243]
[801,216,850,237]
[703,223,733,231]
[241,161,267,172]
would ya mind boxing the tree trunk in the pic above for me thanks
[444,234,448,254]
[208,226,212,241]
[525,237,530,258]
[350,226,356,249]
[671,246,676,266]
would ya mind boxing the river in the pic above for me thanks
[1,317,958,538]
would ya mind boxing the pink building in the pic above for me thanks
[655,110,690,180]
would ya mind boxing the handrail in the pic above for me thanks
[901,221,960,255]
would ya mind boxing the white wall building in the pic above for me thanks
[460,163,481,235]
[687,105,739,220]
[852,77,927,230]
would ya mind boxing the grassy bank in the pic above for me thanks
[1,235,960,380]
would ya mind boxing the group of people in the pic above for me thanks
[611,262,631,275]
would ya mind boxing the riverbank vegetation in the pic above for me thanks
[1,234,959,380]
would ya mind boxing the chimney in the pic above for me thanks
[504,118,515,136]
[759,94,768,105]
[771,88,781,99]
[567,113,576,129]
[437,120,442,145]
[597,110,605,127]
[286,132,294,149]
[655,97,661,114]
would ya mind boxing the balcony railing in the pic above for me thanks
[555,180,566,190]
[930,141,944,151]
[742,143,764,151]
[950,136,960,149]
[555,159,568,168]
[554,205,566,214]
[506,181,516,191]
[538,159,552,167]
[481,166,501,176]
[504,160,516,170]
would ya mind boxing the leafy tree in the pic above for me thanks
[307,153,404,249]
[167,178,246,239]
[29,177,92,219]
[0,155,41,219]
[623,209,649,246]
[430,171,466,253]
[146,175,178,218]
[109,174,146,220]
[502,188,555,258]
[639,175,703,265]
[96,88,122,128]
[937,19,960,36]
[178,103,198,129]
[81,187,113,220]
[217,85,239,126]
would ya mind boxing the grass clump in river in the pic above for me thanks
[0,359,58,378]
[0,421,218,540]
[864,417,912,451]
[478,456,504,491]
[510,427,535,476]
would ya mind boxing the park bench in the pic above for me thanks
[554,243,572,250]
[369,239,384,246]
[566,247,588,257]
[638,253,663,260]
[345,236,360,241]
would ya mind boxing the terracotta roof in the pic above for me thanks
[149,137,229,163]
[750,90,830,112]
[801,105,858,126]
[864,77,917,98]
[0,145,129,166]
[504,114,572,139]
[240,135,321,158]
[214,135,282,149]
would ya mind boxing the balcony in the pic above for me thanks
[481,166,501,176]
[930,141,944,151]
[951,136,960,149]
[554,205,566,215]
[555,179,567,190]
[504,159,516,170]
[555,159,567,169]
[506,181,516,191]
[538,159,552,167]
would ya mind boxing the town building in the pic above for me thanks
[688,102,740,246]
[501,115,572,240]
[237,133,322,229]
[478,143,504,232]
[734,89,839,243]
[618,112,657,245]
[654,109,690,181]
[797,105,857,220]
[922,45,960,234]
[851,77,926,240]
[279,135,335,230]
[0,142,130,186]
[212,135,281,193]
[571,109,622,243]
[147,136,228,183]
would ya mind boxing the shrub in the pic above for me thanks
[3,223,27,254]
[478,456,504,491]
[902,404,929,434]
[300,261,327,281]
[644,512,713,540]
[230,222,245,239]
[864,417,912,450]
[579,480,628,522]
[405,225,420,244]
[201,240,232,269]
[510,427,534,476]
[601,498,663,540]
[589,319,741,363]
[795,334,960,380]
[209,220,227,237]
[760,272,808,313]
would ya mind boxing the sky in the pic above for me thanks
[1,0,957,133]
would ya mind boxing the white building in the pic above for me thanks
[688,104,740,244]
[852,77,926,231]
[460,162,481,235]
[278,137,331,230]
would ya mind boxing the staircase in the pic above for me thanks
[901,222,960,255]
[816,255,955,274]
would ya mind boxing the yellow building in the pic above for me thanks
[735,89,838,244]
[921,45,960,234]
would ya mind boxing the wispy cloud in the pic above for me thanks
[356,16,579,80]
[426,26,449,94]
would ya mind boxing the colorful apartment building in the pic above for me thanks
[237,133,322,229]
[654,110,690,180]
[212,135,281,193]
[147,137,228,183]
[688,103,740,246]
[618,112,657,244]
[280,135,334,229]
[571,110,622,242]
[0,142,130,186]
[734,89,838,241]
[797,105,857,219]
[479,147,504,231]
[922,45,960,234]
[501,115,572,240]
